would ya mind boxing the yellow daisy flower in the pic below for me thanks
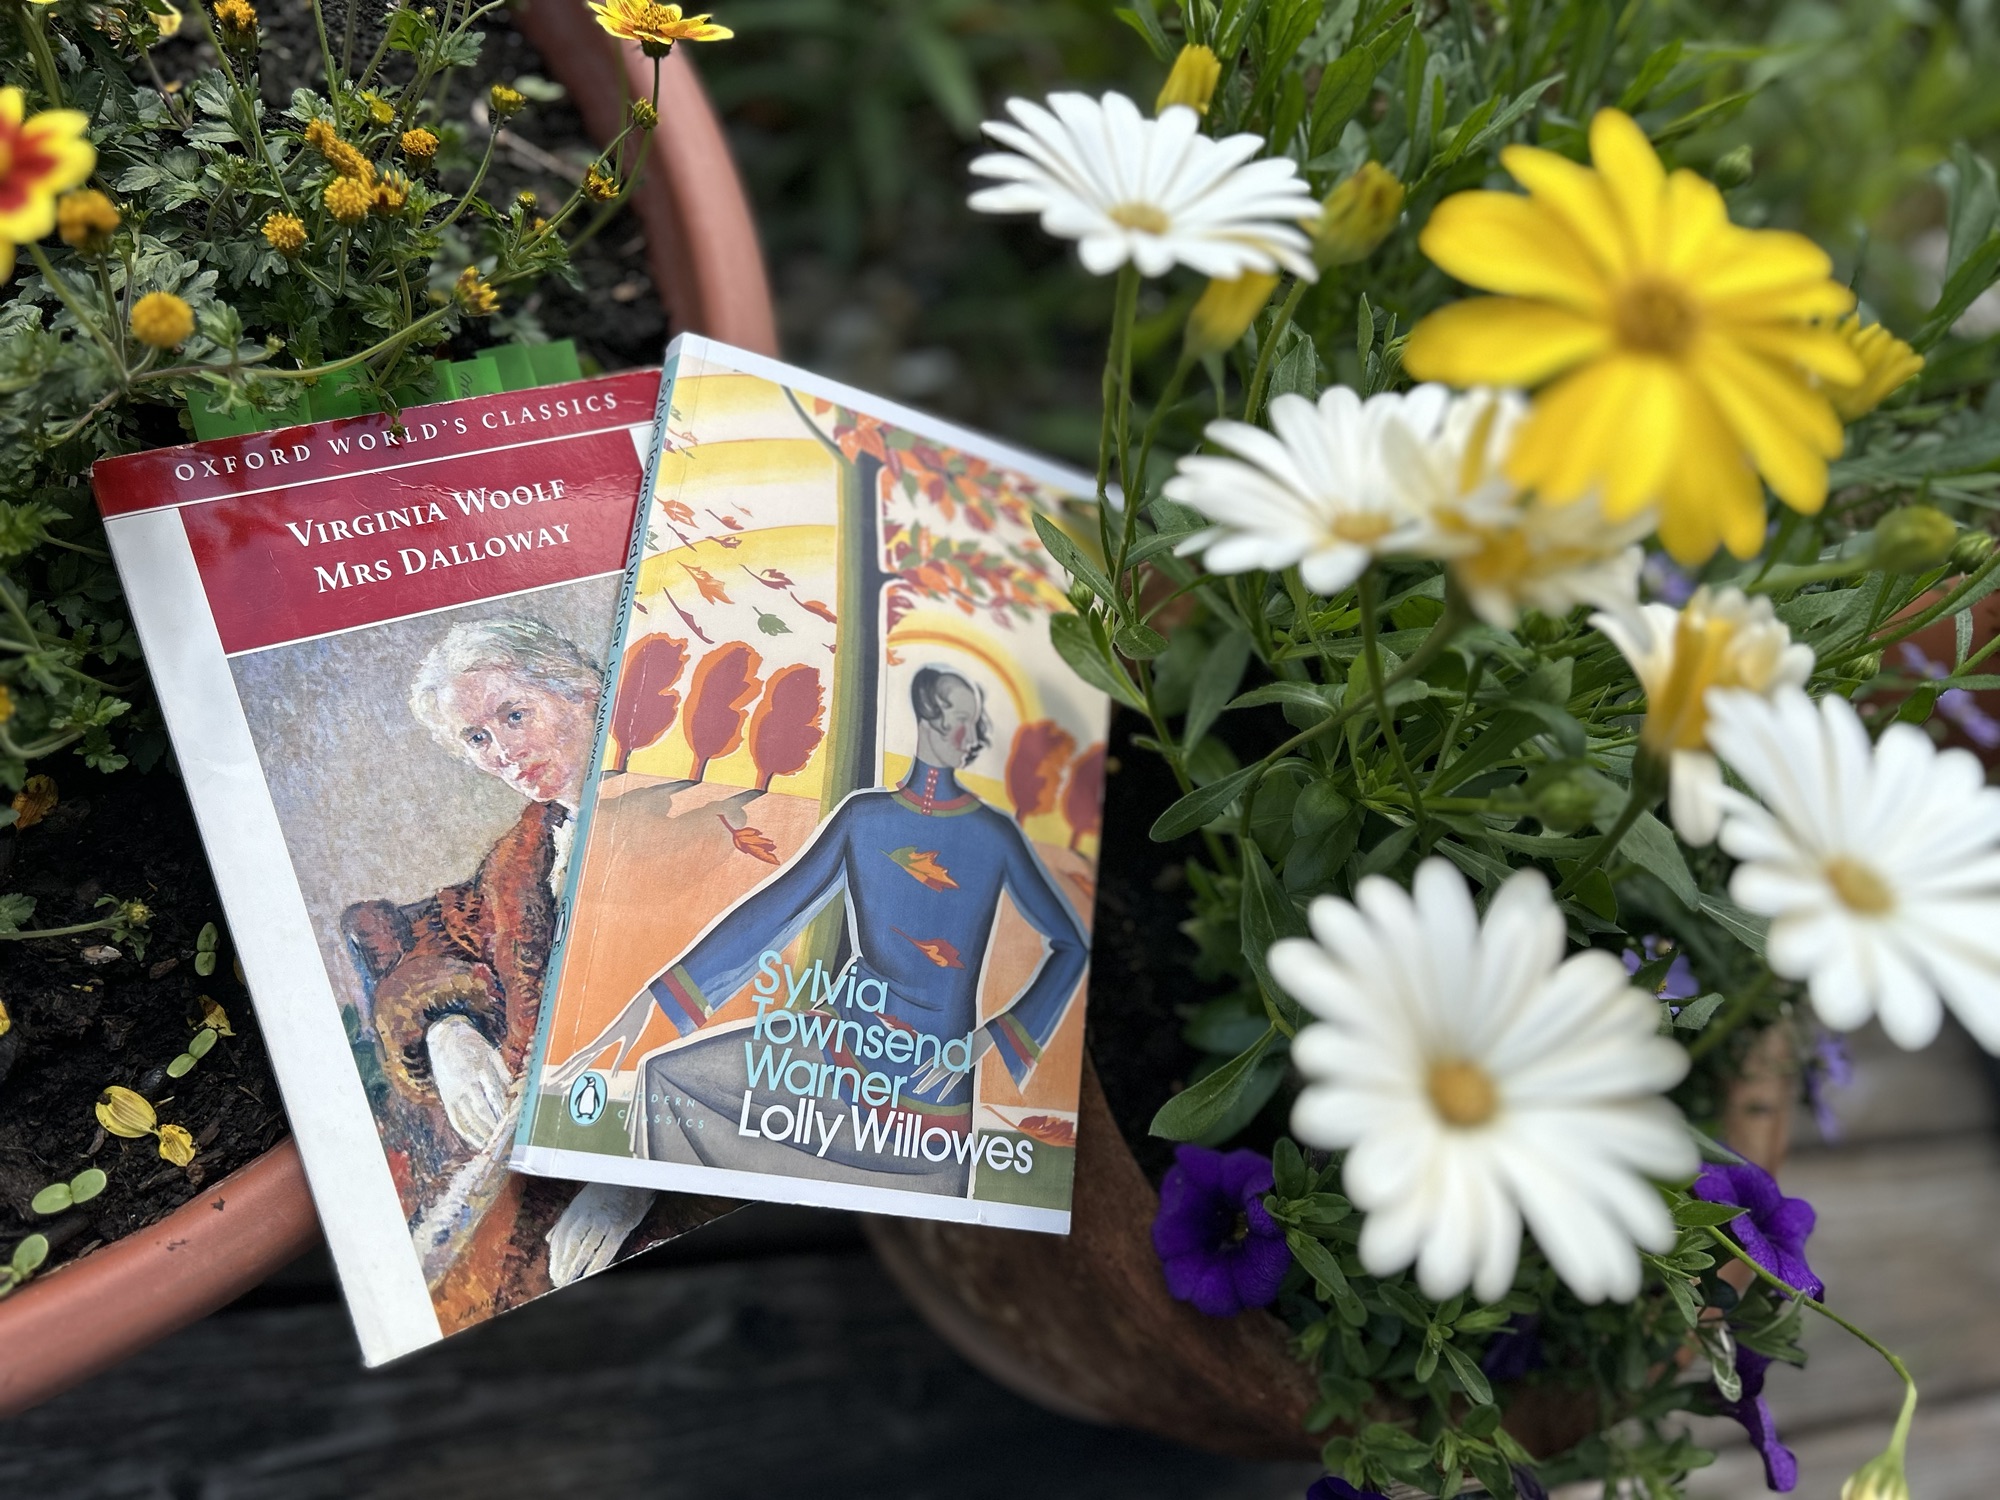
[1403,109,1863,564]
[324,175,372,226]
[0,88,97,283]
[588,0,732,57]
[130,290,194,349]
[1824,314,1923,420]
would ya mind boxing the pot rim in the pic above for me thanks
[0,0,775,1415]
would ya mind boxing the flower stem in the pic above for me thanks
[1359,570,1425,822]
[1241,277,1309,424]
[1116,350,1195,592]
[1097,263,1141,565]
[1552,753,1665,900]
[1709,1225,1918,1432]
[0,916,120,943]
[16,1,65,107]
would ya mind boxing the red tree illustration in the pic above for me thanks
[683,642,764,782]
[1005,720,1076,828]
[1061,743,1106,851]
[610,633,689,772]
[746,664,826,792]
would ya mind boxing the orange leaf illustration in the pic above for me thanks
[720,816,781,865]
[795,596,838,626]
[883,846,958,892]
[892,928,964,969]
[1012,1115,1077,1148]
[682,563,732,605]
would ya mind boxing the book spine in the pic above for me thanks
[516,338,703,1144]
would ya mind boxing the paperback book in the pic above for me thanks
[511,336,1109,1233]
[90,371,726,1366]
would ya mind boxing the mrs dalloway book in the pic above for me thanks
[91,371,729,1365]
[511,337,1112,1234]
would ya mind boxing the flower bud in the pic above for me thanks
[57,190,121,255]
[489,83,526,118]
[1533,776,1599,835]
[1064,582,1094,612]
[631,97,658,130]
[400,127,439,167]
[1870,505,1957,573]
[1949,529,1996,574]
[583,164,619,203]
[262,211,306,257]
[1517,609,1568,646]
[96,1086,159,1139]
[1155,45,1221,116]
[1184,272,1279,358]
[1711,144,1754,189]
[1308,162,1404,269]
[454,265,500,316]
[1840,1448,1911,1500]
[210,0,258,51]
[130,291,195,350]
[1826,314,1924,421]
[1840,650,1883,684]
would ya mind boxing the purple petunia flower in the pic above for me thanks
[1152,1144,1291,1317]
[1804,1027,1855,1142]
[1714,1345,1799,1492]
[1307,1478,1390,1500]
[1480,1313,1545,1382]
[1694,1159,1824,1301]
[1898,643,2000,749]
[1621,936,1700,1001]
[1510,1466,1550,1500]
[1642,550,1697,606]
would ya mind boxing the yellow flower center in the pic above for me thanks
[1825,856,1895,916]
[1427,1060,1499,1127]
[1329,511,1395,545]
[1613,276,1700,357]
[1108,201,1171,235]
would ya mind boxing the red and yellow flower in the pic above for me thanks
[0,87,97,282]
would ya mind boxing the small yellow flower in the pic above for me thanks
[156,1123,197,1167]
[488,83,526,118]
[1308,162,1404,269]
[304,118,373,181]
[587,0,731,57]
[96,1086,159,1139]
[262,211,305,256]
[454,264,499,315]
[121,900,152,926]
[56,190,120,254]
[0,88,98,284]
[362,92,396,127]
[0,683,12,723]
[1184,272,1278,357]
[1155,45,1221,116]
[371,168,410,215]
[324,175,373,226]
[130,290,194,349]
[148,0,185,38]
[210,0,257,46]
[11,775,56,830]
[514,189,539,213]
[0,995,9,1040]
[303,118,337,154]
[400,127,439,167]
[583,164,618,202]
[1824,314,1923,421]
[1404,108,1863,565]
[631,97,658,131]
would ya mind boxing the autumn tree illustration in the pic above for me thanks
[1005,720,1076,828]
[683,642,764,782]
[746,664,826,793]
[1061,743,1106,852]
[609,633,689,773]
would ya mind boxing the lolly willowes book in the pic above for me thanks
[90,372,725,1366]
[512,338,1111,1232]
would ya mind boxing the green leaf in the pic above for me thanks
[30,1184,72,1216]
[1185,630,1253,752]
[1615,810,1698,908]
[166,1053,196,1078]
[1240,843,1306,1029]
[1916,231,2000,352]
[1671,993,1727,1030]
[1150,762,1263,841]
[1271,1136,1308,1199]
[1149,1026,1278,1141]
[1049,612,1143,711]
[1308,10,1416,152]
[1114,622,1169,660]
[1032,512,1116,606]
[1699,894,1768,956]
[0,893,36,934]
[69,1167,107,1204]
[1113,0,1174,61]
[901,21,982,137]
[1286,1227,1352,1297]
[12,1234,48,1275]
[1438,1341,1494,1407]
[1673,1198,1748,1228]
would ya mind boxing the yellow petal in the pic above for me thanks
[1688,226,1838,304]
[1500,143,1632,279]
[1655,385,1767,563]
[1657,171,1731,278]
[1728,322,1867,384]
[1419,191,1610,311]
[1508,356,1667,505]
[1402,297,1611,387]
[1589,109,1665,262]
[1694,337,1841,513]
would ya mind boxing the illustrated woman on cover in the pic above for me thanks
[339,619,669,1319]
[558,666,1091,1195]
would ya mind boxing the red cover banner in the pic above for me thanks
[92,374,656,656]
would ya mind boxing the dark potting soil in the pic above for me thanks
[0,770,283,1280]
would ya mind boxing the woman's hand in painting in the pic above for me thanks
[427,1015,514,1149]
[908,1026,995,1097]
[546,1183,655,1286]
[548,991,656,1089]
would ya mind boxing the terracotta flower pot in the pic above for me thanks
[0,6,774,1418]
[867,1039,1796,1463]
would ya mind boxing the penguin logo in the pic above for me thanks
[567,1071,608,1127]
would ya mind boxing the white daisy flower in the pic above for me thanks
[1382,388,1652,629]
[1592,586,1814,846]
[1269,859,1696,1304]
[1708,686,2000,1053]
[967,91,1319,280]
[1162,384,1457,595]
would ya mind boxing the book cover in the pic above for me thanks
[511,336,1109,1233]
[90,372,726,1366]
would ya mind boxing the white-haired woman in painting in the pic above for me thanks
[342,618,669,1322]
